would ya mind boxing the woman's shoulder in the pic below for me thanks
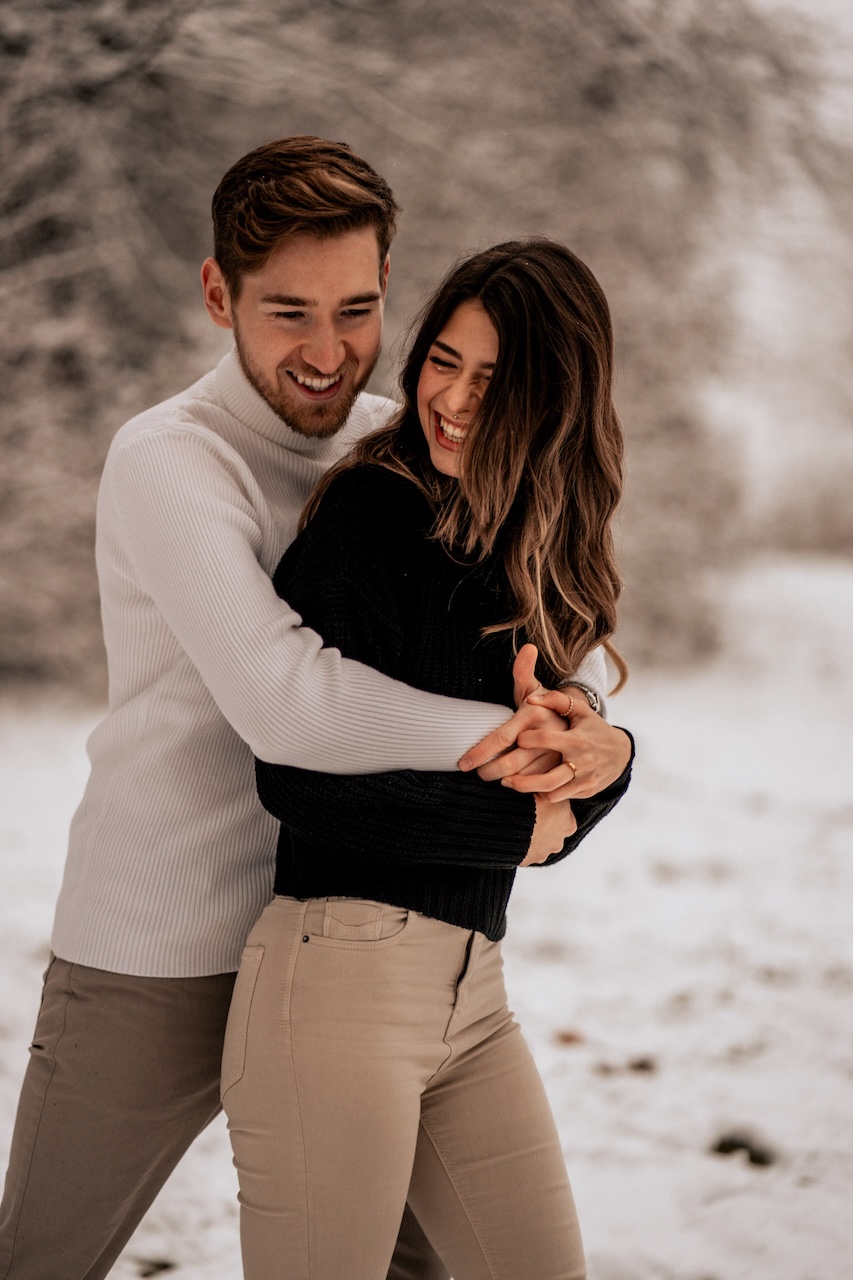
[315,463,432,528]
[274,462,430,602]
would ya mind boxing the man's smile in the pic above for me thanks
[285,369,345,400]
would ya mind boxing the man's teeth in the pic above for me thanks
[439,415,466,441]
[292,373,342,391]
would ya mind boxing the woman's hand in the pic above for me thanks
[520,796,577,865]
[458,644,632,802]
[510,689,632,801]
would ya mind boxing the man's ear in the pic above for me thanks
[201,258,234,330]
[380,254,390,297]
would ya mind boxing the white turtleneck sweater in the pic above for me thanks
[50,351,607,977]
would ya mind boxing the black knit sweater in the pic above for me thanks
[256,464,632,941]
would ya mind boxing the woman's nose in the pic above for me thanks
[443,378,480,417]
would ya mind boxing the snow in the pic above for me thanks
[1,553,851,1279]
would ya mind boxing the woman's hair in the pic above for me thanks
[307,238,627,690]
[211,136,400,296]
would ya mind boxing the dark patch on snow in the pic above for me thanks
[711,1131,776,1166]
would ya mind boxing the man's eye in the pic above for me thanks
[273,311,304,321]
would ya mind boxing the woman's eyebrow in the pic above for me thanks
[432,340,495,369]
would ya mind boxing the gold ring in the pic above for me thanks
[566,761,578,779]
[561,695,574,719]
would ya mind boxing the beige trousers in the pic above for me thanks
[0,956,447,1280]
[222,897,586,1280]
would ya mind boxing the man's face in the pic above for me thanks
[206,228,388,437]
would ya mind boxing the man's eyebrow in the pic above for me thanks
[261,294,315,306]
[260,292,382,307]
[432,339,495,369]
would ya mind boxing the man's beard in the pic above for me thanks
[233,326,377,439]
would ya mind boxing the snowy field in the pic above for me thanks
[1,552,851,1280]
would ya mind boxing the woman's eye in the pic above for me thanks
[429,356,454,370]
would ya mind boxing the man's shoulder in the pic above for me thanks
[110,366,220,451]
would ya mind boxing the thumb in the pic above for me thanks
[512,643,541,708]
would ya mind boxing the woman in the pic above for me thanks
[222,239,633,1280]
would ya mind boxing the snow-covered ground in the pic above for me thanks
[1,553,851,1280]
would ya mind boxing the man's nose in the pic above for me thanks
[301,323,346,374]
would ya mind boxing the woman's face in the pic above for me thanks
[416,299,499,478]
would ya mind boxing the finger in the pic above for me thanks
[459,699,557,770]
[538,781,577,804]
[516,727,572,753]
[512,643,541,708]
[476,745,545,782]
[477,748,561,782]
[527,688,590,718]
[516,751,563,777]
[501,762,577,793]
[459,698,570,771]
[458,708,523,771]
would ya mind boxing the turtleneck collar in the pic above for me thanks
[214,348,343,459]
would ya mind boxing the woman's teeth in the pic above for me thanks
[291,372,342,391]
[439,415,466,442]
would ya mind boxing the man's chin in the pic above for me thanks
[275,388,359,438]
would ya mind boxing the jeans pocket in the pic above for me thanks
[314,898,410,947]
[220,944,264,1099]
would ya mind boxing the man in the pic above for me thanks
[0,137,630,1279]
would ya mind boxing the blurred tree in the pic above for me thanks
[0,0,848,691]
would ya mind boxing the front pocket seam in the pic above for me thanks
[220,944,264,1100]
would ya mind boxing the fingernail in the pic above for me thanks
[458,756,472,771]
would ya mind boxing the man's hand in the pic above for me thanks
[459,644,567,777]
[520,795,577,865]
[458,644,632,802]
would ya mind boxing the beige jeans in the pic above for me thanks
[0,956,447,1280]
[222,897,586,1280]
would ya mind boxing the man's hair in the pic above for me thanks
[211,136,400,295]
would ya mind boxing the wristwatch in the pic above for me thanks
[563,681,601,715]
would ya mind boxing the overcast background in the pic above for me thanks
[1,0,852,690]
[1,2,852,1278]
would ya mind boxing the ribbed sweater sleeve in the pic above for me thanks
[106,424,519,773]
[256,468,537,869]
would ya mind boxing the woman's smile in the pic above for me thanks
[434,410,467,451]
